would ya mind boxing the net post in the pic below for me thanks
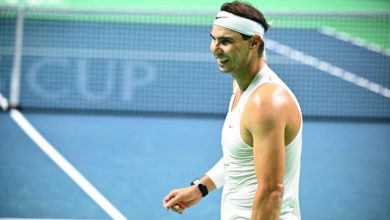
[9,7,24,109]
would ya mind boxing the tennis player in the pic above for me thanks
[162,1,302,219]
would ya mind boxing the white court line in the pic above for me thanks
[0,92,9,111]
[4,108,127,220]
[266,39,390,99]
[0,46,213,62]
[0,46,298,65]
[320,26,390,57]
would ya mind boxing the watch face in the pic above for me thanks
[193,179,201,185]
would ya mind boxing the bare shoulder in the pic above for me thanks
[246,83,293,119]
[242,83,301,144]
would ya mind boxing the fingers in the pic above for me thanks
[171,204,185,214]
[162,190,176,208]
[171,202,188,214]
[177,201,189,209]
[165,195,183,210]
[163,190,182,210]
[162,190,190,214]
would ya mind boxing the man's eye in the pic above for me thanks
[221,39,231,45]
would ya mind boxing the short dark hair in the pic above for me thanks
[220,1,269,56]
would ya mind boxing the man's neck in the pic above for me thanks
[233,58,265,92]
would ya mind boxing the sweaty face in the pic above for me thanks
[209,25,252,74]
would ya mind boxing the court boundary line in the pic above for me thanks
[0,46,300,65]
[266,39,390,98]
[320,26,390,57]
[0,93,127,220]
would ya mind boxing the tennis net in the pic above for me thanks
[0,8,389,119]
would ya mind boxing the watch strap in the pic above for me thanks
[191,178,208,197]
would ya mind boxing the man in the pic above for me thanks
[162,1,302,219]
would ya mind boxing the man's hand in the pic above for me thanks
[162,185,203,214]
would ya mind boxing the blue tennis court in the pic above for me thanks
[0,8,389,220]
[1,112,390,219]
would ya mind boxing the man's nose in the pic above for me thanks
[210,41,221,54]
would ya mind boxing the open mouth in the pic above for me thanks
[216,57,229,65]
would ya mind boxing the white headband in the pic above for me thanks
[213,11,265,37]
[213,11,267,60]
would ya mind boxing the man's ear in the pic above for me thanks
[250,35,261,48]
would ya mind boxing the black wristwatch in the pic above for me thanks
[191,178,208,197]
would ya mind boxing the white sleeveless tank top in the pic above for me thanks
[220,64,302,220]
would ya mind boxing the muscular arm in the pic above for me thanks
[243,84,288,220]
